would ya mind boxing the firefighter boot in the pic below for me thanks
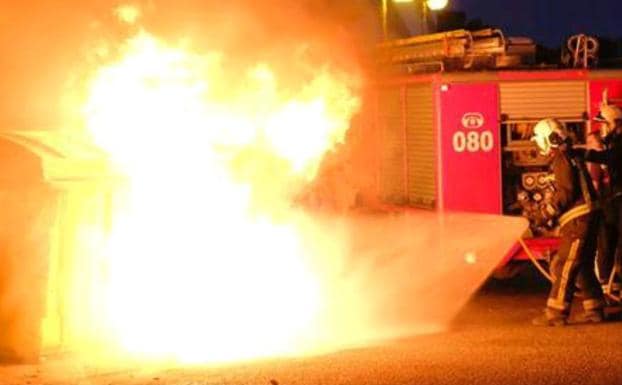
[573,299,606,324]
[573,309,605,324]
[601,292,622,320]
[604,304,622,321]
[532,308,567,327]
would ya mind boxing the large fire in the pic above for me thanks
[80,10,361,363]
[0,2,533,369]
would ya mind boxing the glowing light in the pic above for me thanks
[115,5,141,25]
[426,0,449,10]
[80,27,360,363]
[465,252,477,264]
[392,0,449,8]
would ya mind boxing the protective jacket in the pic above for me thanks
[585,132,622,198]
[583,131,622,285]
[549,149,599,228]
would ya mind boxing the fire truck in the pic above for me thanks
[361,28,622,282]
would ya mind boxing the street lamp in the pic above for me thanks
[426,0,449,11]
[382,0,449,40]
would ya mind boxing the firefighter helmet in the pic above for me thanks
[532,118,567,155]
[594,103,622,137]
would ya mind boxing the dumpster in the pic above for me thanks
[0,130,117,363]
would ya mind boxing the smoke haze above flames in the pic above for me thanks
[0,0,380,130]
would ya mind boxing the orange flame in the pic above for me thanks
[81,25,360,363]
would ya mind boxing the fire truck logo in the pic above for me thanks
[461,113,485,129]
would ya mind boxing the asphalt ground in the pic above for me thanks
[2,264,622,385]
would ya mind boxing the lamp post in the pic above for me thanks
[382,0,388,40]
[426,0,449,11]
[382,0,449,40]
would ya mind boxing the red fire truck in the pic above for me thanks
[362,29,622,281]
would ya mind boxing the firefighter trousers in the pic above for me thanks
[596,196,622,284]
[547,213,605,314]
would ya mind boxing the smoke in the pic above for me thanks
[293,211,528,352]
[0,140,57,362]
[0,0,384,363]
[0,0,380,130]
[0,0,529,367]
[0,0,382,210]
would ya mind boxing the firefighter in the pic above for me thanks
[585,128,607,192]
[581,103,622,291]
[531,118,606,326]
[584,128,613,287]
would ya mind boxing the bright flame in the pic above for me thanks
[115,5,141,25]
[81,27,360,363]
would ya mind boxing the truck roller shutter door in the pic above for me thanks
[500,81,586,120]
[405,84,435,208]
[378,87,406,204]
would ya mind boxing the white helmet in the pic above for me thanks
[595,104,622,136]
[531,118,567,155]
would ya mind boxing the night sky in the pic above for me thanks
[449,0,622,47]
